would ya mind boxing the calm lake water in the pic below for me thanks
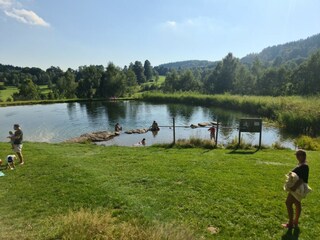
[0,100,295,148]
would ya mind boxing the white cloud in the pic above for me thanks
[5,8,50,27]
[162,16,236,34]
[0,0,13,9]
[166,20,177,28]
[183,17,221,30]
[1,0,50,27]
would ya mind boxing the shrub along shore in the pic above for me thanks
[0,142,319,239]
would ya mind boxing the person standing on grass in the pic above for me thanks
[208,125,216,141]
[12,124,24,165]
[282,149,309,229]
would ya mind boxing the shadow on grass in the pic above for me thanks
[0,165,10,171]
[228,148,260,154]
[281,227,300,240]
[152,142,216,150]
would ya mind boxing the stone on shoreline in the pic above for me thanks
[65,131,118,143]
[198,122,211,127]
[190,122,211,128]
[125,128,149,134]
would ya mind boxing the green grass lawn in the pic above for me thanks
[0,86,19,101]
[140,76,165,90]
[0,143,319,239]
[158,75,165,84]
[0,85,51,102]
[38,85,51,95]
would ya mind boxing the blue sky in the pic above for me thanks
[1,0,320,70]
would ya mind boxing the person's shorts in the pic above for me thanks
[13,144,23,153]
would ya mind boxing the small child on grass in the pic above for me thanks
[6,155,16,170]
[7,131,14,149]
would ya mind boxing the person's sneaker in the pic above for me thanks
[282,223,293,229]
[20,162,24,165]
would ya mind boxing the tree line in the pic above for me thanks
[0,60,158,101]
[1,49,320,101]
[163,50,320,96]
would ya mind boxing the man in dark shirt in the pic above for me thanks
[12,124,24,165]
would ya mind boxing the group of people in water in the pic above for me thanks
[115,121,160,133]
[114,121,160,146]
[114,120,218,146]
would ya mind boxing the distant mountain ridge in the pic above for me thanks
[158,33,320,69]
[241,33,320,66]
[157,60,216,70]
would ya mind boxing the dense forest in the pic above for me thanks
[0,60,158,101]
[162,50,320,96]
[155,60,217,75]
[0,33,320,101]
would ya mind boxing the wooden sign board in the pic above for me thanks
[239,118,262,133]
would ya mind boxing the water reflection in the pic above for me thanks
[67,102,77,120]
[0,100,296,148]
[167,104,195,123]
[102,101,126,123]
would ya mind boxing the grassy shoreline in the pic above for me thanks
[0,97,136,107]
[0,142,319,239]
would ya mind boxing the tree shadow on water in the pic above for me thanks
[281,227,300,240]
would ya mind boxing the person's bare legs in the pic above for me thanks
[294,200,301,226]
[285,193,294,227]
[16,152,24,164]
[285,193,301,227]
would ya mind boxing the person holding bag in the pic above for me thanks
[282,149,311,229]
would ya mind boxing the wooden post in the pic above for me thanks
[258,128,262,149]
[215,121,219,146]
[173,117,176,145]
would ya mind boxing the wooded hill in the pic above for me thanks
[241,33,320,67]
[158,33,320,70]
[157,60,215,69]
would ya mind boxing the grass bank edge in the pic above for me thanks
[0,97,138,106]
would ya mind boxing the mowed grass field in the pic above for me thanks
[0,85,19,101]
[0,142,319,239]
[0,85,51,102]
[140,76,165,90]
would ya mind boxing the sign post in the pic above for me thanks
[173,117,176,144]
[238,118,262,149]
